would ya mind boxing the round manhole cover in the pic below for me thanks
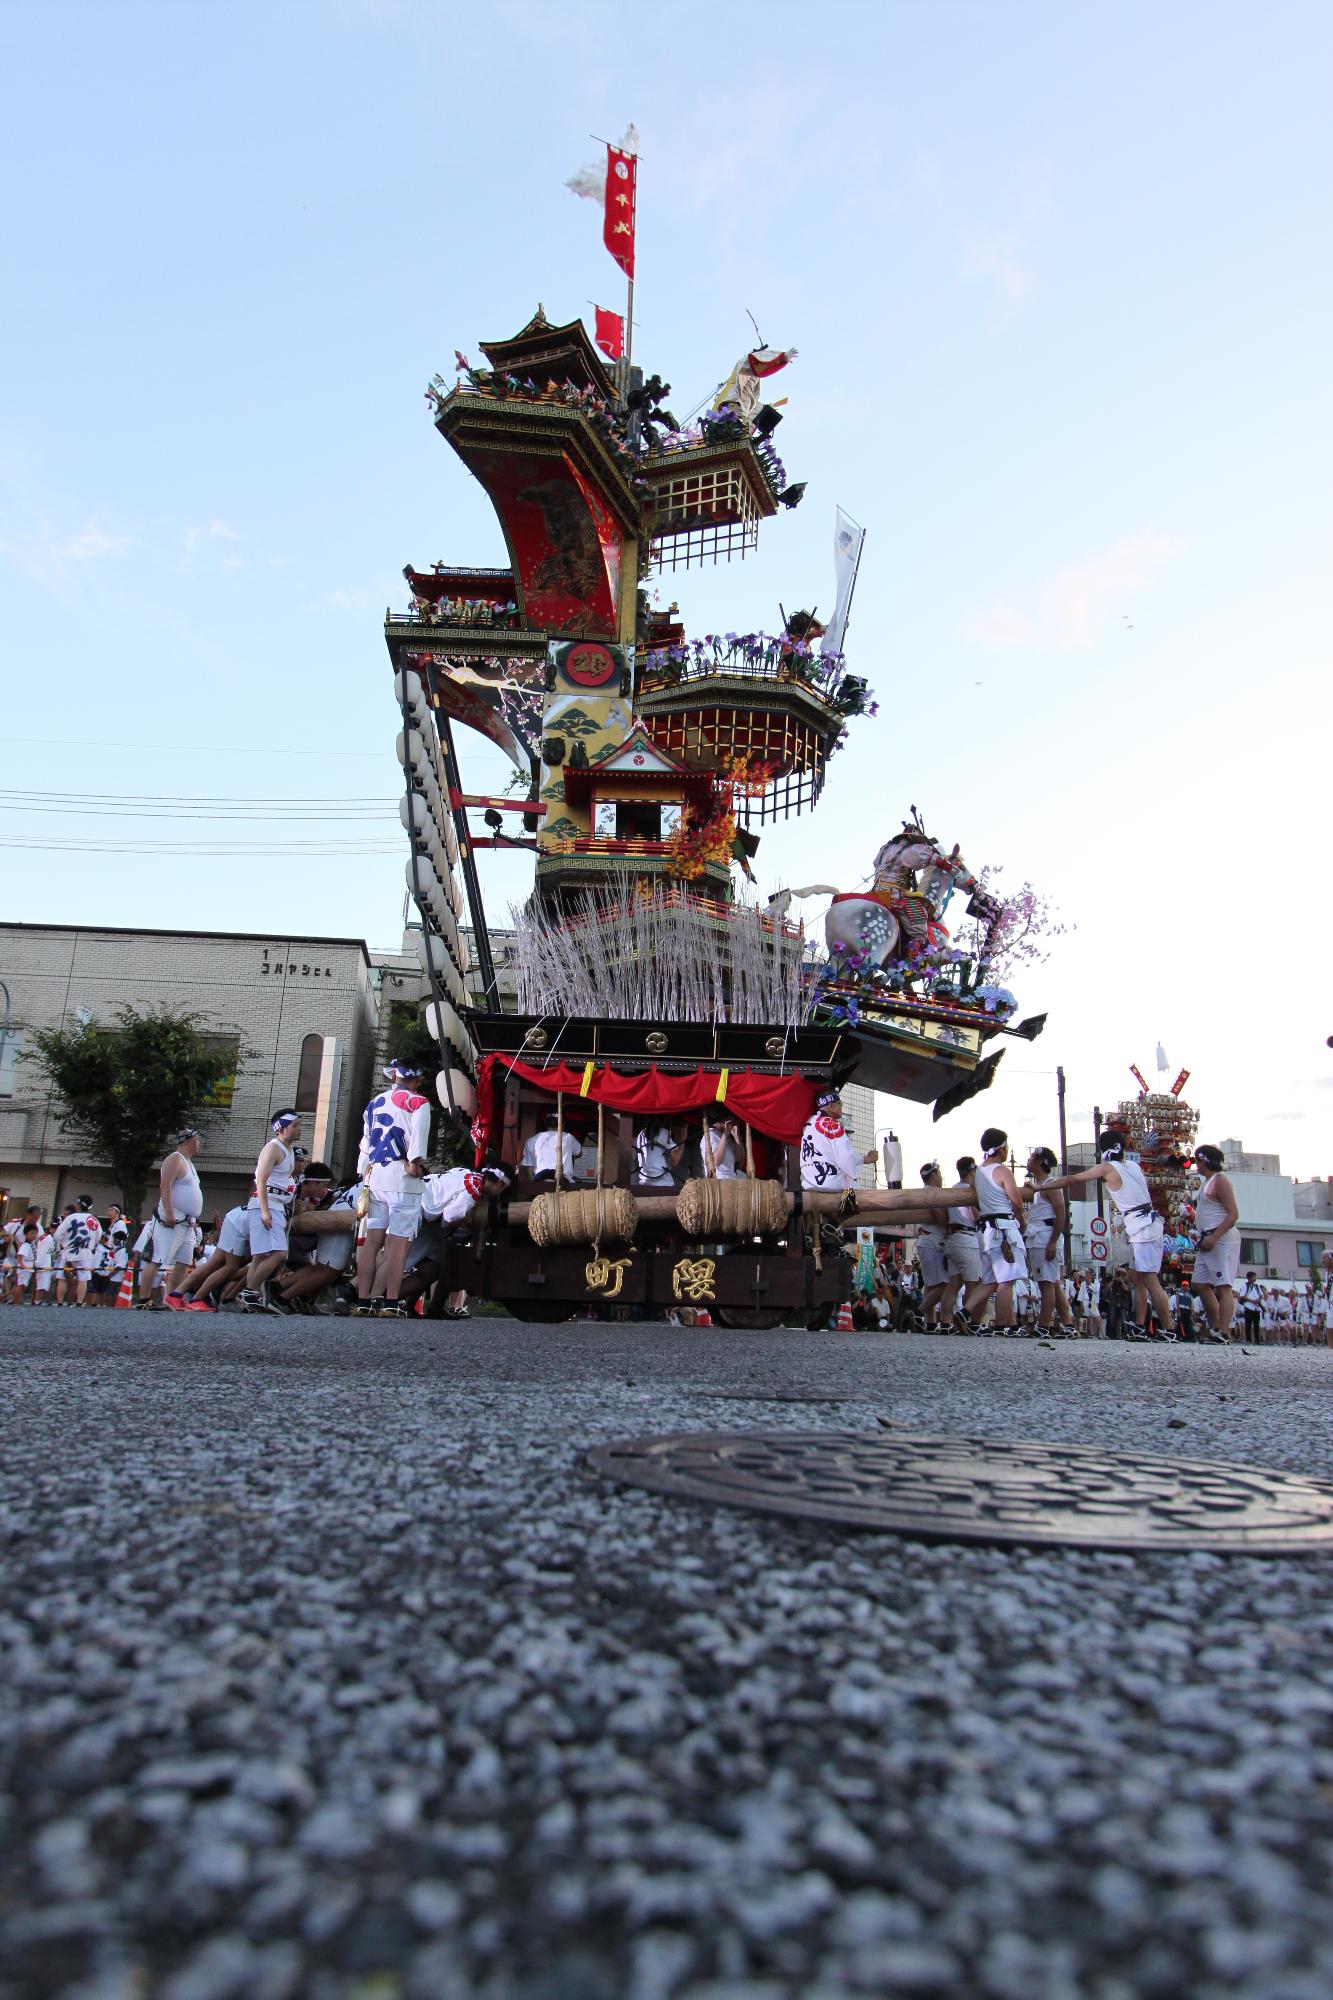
[587,1430,1333,1554]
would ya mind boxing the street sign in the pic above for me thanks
[1091,1241,1108,1262]
[1090,1217,1108,1238]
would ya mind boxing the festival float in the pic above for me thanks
[385,134,1047,1323]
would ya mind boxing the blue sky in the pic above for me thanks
[2,0,1330,1176]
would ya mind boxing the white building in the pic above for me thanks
[0,922,427,1219]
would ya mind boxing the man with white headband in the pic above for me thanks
[914,1162,950,1331]
[1189,1142,1240,1343]
[1041,1131,1177,1341]
[54,1196,104,1309]
[799,1089,877,1192]
[353,1058,432,1317]
[380,1162,512,1318]
[956,1127,1027,1334]
[237,1109,302,1312]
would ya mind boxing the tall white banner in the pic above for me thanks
[821,507,865,658]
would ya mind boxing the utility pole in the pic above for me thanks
[1057,1065,1073,1269]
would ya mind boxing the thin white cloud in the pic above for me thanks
[961,226,1033,303]
[0,513,133,583]
[321,584,397,612]
[966,533,1184,651]
[183,519,240,553]
[676,83,803,223]
[56,525,132,561]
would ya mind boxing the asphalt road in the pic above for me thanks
[3,1308,1332,2000]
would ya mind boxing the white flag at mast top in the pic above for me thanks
[821,506,866,658]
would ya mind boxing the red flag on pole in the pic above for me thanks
[593,307,624,360]
[603,144,636,280]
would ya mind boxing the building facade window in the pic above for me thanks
[295,1032,325,1114]
[0,1028,24,1098]
[199,1034,240,1110]
[1297,1240,1326,1269]
[1239,1237,1269,1267]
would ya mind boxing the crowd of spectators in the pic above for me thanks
[1,1199,135,1307]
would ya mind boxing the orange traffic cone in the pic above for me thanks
[835,1301,854,1332]
[115,1261,137,1309]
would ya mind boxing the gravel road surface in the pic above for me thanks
[3,1308,1332,2000]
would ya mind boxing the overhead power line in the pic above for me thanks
[0,803,396,821]
[0,787,398,822]
[4,736,388,760]
[0,834,403,856]
[0,788,396,804]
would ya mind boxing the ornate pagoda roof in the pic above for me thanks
[590,727,692,775]
[404,565,517,603]
[561,726,715,807]
[479,308,614,394]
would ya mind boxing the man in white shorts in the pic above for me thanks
[54,1198,103,1308]
[1042,1132,1176,1340]
[0,1231,18,1304]
[101,1218,130,1306]
[353,1059,432,1316]
[1022,1146,1073,1335]
[958,1128,1028,1334]
[913,1162,950,1331]
[176,1200,254,1312]
[31,1220,55,1304]
[13,1224,40,1303]
[273,1166,359,1312]
[944,1156,982,1332]
[88,1207,127,1307]
[2,1205,42,1299]
[140,1130,205,1307]
[378,1163,511,1319]
[238,1110,303,1310]
[1189,1142,1239,1343]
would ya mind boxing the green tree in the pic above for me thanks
[26,1006,242,1217]
[382,998,441,1093]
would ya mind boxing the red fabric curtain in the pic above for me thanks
[472,1053,818,1164]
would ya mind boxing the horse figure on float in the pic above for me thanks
[823,812,1001,968]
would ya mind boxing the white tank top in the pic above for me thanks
[1027,1186,1056,1231]
[1107,1158,1155,1216]
[168,1155,203,1219]
[1196,1173,1232,1235]
[975,1158,1012,1219]
[948,1201,976,1227]
[256,1140,297,1208]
